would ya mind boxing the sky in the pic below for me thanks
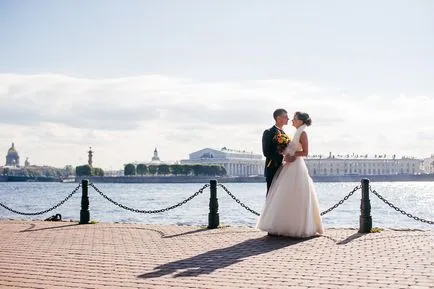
[0,0,433,170]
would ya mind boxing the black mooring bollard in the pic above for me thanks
[79,179,90,224]
[359,178,372,233]
[208,179,219,229]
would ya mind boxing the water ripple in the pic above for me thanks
[0,181,433,230]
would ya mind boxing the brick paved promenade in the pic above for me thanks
[0,220,432,289]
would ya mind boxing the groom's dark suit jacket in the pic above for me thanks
[262,126,285,194]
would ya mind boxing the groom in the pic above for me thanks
[262,108,289,196]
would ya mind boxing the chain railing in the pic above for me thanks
[320,185,360,216]
[218,183,361,217]
[0,184,81,216]
[89,183,209,214]
[369,186,434,225]
[1,179,432,229]
[218,183,260,216]
[217,180,433,229]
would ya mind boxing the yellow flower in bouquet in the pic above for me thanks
[273,131,291,154]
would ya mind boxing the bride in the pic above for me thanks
[256,111,324,238]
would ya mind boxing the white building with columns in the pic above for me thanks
[180,147,264,177]
[180,149,430,177]
[305,154,424,176]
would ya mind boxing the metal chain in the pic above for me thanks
[218,183,260,216]
[369,187,434,225]
[320,185,360,216]
[89,183,209,214]
[0,184,81,216]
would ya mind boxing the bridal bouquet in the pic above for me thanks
[273,131,290,154]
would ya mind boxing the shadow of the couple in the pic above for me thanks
[138,235,315,279]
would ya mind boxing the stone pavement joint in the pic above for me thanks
[0,220,433,289]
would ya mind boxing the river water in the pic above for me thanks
[0,181,433,230]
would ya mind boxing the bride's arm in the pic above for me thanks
[294,131,308,157]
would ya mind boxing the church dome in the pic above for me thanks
[8,143,17,153]
[5,142,20,166]
[151,147,161,162]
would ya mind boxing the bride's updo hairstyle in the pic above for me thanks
[295,111,312,126]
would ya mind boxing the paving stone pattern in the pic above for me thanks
[0,220,433,289]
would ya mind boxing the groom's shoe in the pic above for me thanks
[267,233,278,237]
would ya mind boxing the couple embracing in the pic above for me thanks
[256,109,324,238]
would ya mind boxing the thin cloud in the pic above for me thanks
[0,73,433,169]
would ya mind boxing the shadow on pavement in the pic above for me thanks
[138,235,310,278]
[19,222,80,232]
[336,232,366,244]
[139,227,262,239]
[322,231,432,244]
[162,228,208,238]
[137,227,208,238]
[321,231,367,244]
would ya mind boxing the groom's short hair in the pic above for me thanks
[273,109,287,120]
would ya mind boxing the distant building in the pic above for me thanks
[126,146,430,177]
[132,147,168,166]
[423,155,434,174]
[305,153,424,176]
[5,143,20,167]
[180,148,427,177]
[151,147,161,163]
[180,147,263,177]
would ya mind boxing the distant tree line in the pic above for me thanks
[1,165,105,178]
[75,165,105,177]
[124,163,227,176]
[1,165,75,178]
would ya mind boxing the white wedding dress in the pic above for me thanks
[256,125,324,237]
